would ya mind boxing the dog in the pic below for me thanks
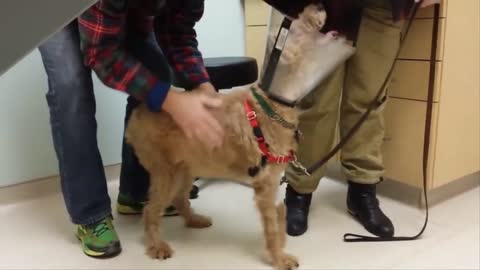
[125,4,330,270]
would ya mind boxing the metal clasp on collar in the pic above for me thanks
[247,111,257,120]
[290,154,311,176]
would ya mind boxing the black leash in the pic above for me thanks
[342,2,440,242]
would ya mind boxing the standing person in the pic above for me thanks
[38,0,221,258]
[284,0,439,237]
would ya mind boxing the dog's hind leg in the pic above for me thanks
[253,172,299,270]
[143,170,175,260]
[172,168,212,229]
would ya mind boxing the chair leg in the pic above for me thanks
[190,182,199,199]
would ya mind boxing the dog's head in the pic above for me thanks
[261,3,355,105]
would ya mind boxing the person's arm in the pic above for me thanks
[154,0,224,149]
[79,0,223,149]
[78,0,170,111]
[154,0,210,91]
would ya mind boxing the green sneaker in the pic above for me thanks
[76,217,121,258]
[116,193,145,215]
[116,193,178,216]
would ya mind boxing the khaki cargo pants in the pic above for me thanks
[286,0,404,194]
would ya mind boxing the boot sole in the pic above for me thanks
[347,209,394,238]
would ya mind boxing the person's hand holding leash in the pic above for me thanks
[162,88,224,151]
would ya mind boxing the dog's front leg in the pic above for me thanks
[253,172,299,270]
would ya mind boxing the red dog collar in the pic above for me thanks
[244,99,295,164]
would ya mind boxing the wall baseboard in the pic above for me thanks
[0,164,121,206]
[326,163,480,208]
[2,162,477,210]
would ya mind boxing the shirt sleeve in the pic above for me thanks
[78,0,171,111]
[155,0,210,90]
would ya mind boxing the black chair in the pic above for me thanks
[204,56,258,90]
[127,38,259,91]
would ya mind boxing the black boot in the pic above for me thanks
[285,185,312,236]
[347,181,394,237]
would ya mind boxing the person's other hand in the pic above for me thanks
[162,88,224,151]
[415,0,441,8]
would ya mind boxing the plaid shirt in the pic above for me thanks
[78,0,209,106]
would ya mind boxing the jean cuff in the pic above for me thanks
[72,209,112,226]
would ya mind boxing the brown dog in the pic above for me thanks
[126,4,331,270]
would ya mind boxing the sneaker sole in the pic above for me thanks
[76,235,122,259]
[117,204,180,217]
[116,204,143,215]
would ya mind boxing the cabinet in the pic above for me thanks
[244,0,270,73]
[384,0,480,189]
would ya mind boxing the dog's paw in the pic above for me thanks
[146,241,174,260]
[275,253,299,270]
[186,214,213,228]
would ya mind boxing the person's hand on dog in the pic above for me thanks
[162,87,224,151]
[415,0,441,8]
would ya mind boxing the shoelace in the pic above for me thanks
[91,221,110,237]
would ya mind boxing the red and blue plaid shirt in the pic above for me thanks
[78,0,209,109]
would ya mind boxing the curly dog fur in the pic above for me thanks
[125,4,327,270]
[126,89,299,269]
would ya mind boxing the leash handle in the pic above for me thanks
[344,234,425,242]
[343,2,440,243]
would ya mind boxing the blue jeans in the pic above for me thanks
[38,21,167,225]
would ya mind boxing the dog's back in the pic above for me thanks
[126,88,263,181]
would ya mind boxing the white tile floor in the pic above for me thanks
[0,172,479,270]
